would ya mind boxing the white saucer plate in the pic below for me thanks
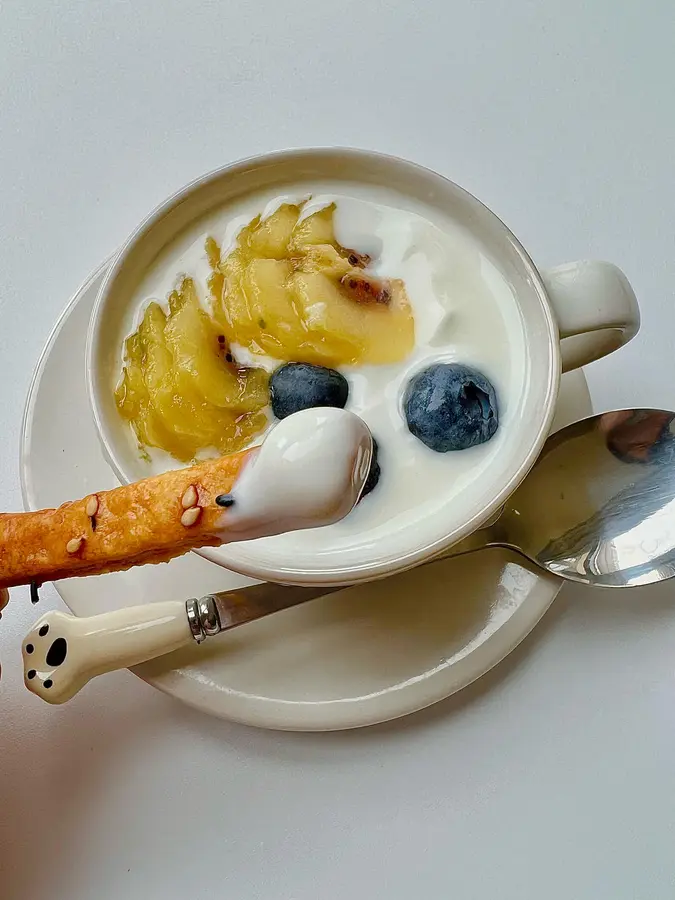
[21,265,592,731]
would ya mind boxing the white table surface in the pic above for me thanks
[2,2,675,897]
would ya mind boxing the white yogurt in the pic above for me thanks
[123,182,527,559]
[215,408,372,541]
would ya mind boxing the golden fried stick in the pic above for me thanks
[0,449,251,589]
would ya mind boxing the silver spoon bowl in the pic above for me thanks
[441,408,675,587]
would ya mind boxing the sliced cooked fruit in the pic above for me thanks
[165,277,242,408]
[210,200,414,367]
[137,303,174,401]
[213,227,258,346]
[231,213,262,256]
[292,271,414,365]
[299,244,353,278]
[341,273,392,305]
[116,278,268,461]
[246,203,301,259]
[289,203,370,267]
[217,264,257,348]
[117,198,415,460]
[205,237,225,314]
[114,334,148,421]
[289,203,336,249]
[243,258,301,357]
[205,236,221,270]
[292,271,365,364]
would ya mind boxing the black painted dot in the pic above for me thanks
[39,624,49,637]
[25,644,34,654]
[43,679,53,689]
[46,637,67,668]
[27,670,36,680]
[215,494,235,508]
[45,638,68,668]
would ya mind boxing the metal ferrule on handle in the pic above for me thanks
[186,595,221,643]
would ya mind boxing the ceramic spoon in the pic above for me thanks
[22,408,675,703]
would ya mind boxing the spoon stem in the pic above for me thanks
[436,524,503,560]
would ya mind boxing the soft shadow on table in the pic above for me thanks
[3,575,673,900]
[0,678,169,900]
[175,573,675,758]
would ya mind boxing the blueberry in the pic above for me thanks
[270,363,349,420]
[403,363,498,452]
[360,437,381,499]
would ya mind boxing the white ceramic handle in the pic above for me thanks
[22,602,191,704]
[542,261,640,372]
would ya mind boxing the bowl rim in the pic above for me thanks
[86,146,560,586]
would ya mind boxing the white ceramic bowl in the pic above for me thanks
[87,148,639,586]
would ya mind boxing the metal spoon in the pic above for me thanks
[22,409,675,703]
[442,407,675,587]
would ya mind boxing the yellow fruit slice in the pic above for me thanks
[116,198,415,461]
[116,274,269,461]
[242,258,303,357]
[137,303,173,399]
[292,271,414,365]
[292,272,367,364]
[299,244,353,278]
[210,200,414,367]
[246,203,301,259]
[290,203,370,267]
[114,334,148,421]
[165,277,239,408]
[289,203,336,249]
[214,224,257,345]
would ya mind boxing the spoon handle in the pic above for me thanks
[435,525,501,561]
[22,603,193,704]
[22,582,339,704]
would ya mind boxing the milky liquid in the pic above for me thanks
[124,182,527,559]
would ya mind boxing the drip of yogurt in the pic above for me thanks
[215,408,373,542]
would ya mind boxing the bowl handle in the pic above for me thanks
[541,261,640,372]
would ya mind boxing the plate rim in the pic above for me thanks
[20,259,113,513]
[19,262,592,731]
